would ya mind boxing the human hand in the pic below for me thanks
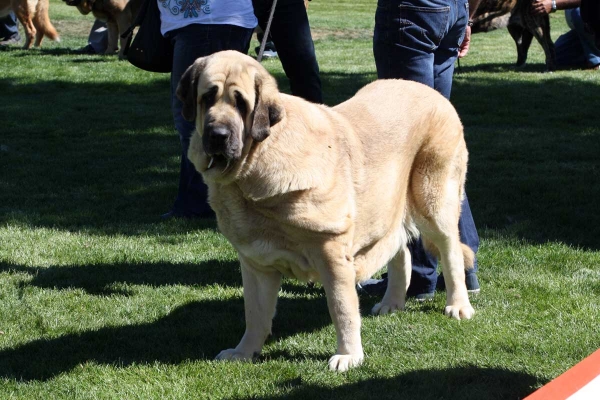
[458,25,471,58]
[531,0,552,15]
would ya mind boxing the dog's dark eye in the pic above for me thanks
[235,91,247,117]
[202,87,217,107]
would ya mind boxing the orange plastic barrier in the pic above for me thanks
[525,349,600,400]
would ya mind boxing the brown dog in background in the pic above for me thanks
[471,0,556,70]
[0,0,60,48]
[65,0,141,59]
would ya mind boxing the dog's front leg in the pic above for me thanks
[105,21,119,55]
[216,257,281,362]
[316,241,364,372]
[116,10,132,60]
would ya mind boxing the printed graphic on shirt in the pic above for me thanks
[161,0,211,18]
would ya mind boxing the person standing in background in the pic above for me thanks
[359,0,482,299]
[252,0,322,103]
[159,0,257,219]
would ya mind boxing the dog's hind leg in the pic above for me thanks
[410,145,474,320]
[508,23,533,67]
[216,256,282,362]
[526,14,556,71]
[15,8,36,49]
[371,246,411,315]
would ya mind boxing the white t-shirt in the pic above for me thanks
[159,0,257,36]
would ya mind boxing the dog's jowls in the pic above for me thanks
[177,50,475,372]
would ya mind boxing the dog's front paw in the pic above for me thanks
[328,353,364,372]
[444,304,474,320]
[215,348,254,361]
[371,300,405,315]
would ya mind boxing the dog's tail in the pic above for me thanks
[423,239,475,270]
[34,1,61,42]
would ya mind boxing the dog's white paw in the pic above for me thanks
[328,353,364,372]
[444,304,474,320]
[215,348,254,361]
[371,301,405,315]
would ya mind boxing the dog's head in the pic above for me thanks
[63,0,95,15]
[177,50,284,180]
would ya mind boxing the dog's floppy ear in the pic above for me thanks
[176,58,207,122]
[251,72,284,142]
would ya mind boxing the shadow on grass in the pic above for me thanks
[0,295,331,382]
[455,61,550,74]
[243,366,541,400]
[0,258,325,297]
[0,259,243,295]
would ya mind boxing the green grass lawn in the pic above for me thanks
[1,1,599,399]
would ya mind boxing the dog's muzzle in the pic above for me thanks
[203,124,231,155]
[202,123,241,171]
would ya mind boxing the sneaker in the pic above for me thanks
[0,36,20,46]
[436,273,480,294]
[254,41,278,59]
[465,274,480,294]
[261,49,278,59]
[357,273,435,301]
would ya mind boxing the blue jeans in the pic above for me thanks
[168,24,253,217]
[373,0,478,294]
[0,12,20,41]
[555,8,600,68]
[253,0,322,103]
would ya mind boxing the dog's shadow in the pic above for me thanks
[0,292,333,382]
[0,259,335,382]
[236,366,541,400]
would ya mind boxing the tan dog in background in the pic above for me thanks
[0,0,60,48]
[178,51,475,372]
[67,0,141,58]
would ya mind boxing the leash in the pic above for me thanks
[256,0,279,62]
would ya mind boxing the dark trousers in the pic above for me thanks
[0,12,20,41]
[373,0,478,294]
[168,24,253,217]
[253,0,323,103]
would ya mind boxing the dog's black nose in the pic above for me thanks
[204,124,231,155]
[206,125,230,141]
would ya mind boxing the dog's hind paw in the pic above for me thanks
[371,301,405,315]
[215,348,254,361]
[328,353,364,372]
[444,304,474,320]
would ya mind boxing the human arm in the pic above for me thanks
[458,0,483,58]
[530,0,580,16]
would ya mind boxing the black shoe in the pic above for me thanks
[161,208,216,220]
[72,44,97,55]
[160,210,183,220]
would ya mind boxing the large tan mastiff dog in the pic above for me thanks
[178,50,475,372]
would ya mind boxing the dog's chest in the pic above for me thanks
[235,238,318,282]
[213,189,320,282]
